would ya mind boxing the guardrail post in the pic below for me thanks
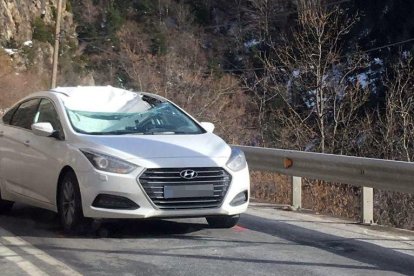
[291,176,302,209]
[361,187,374,224]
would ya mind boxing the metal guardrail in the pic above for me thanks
[235,145,414,224]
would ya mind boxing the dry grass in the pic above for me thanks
[250,171,292,205]
[251,172,360,218]
[375,191,414,230]
[250,172,414,230]
[302,180,361,220]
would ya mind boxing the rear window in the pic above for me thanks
[2,106,18,125]
[10,99,41,129]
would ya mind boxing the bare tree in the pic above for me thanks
[116,19,256,145]
[381,55,414,162]
[248,1,368,154]
[244,0,294,40]
[375,57,414,229]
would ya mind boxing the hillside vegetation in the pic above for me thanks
[0,0,413,229]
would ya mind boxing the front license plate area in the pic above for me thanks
[164,184,214,199]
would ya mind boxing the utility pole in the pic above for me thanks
[51,0,64,89]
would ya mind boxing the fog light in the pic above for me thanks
[92,194,139,210]
[230,191,248,206]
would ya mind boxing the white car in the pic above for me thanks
[0,86,249,232]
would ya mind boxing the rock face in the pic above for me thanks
[0,0,75,43]
[1,0,52,43]
[0,0,76,73]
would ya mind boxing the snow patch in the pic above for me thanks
[373,58,383,66]
[357,73,369,89]
[3,48,17,55]
[402,51,411,59]
[292,69,300,77]
[244,39,260,49]
[23,40,33,47]
[303,90,316,108]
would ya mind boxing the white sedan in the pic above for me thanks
[0,86,250,233]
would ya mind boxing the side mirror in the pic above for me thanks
[31,122,55,137]
[200,122,215,133]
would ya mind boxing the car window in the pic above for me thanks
[10,99,41,129]
[1,106,18,125]
[34,99,64,137]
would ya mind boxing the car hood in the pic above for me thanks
[78,132,232,160]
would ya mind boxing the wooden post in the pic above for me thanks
[51,0,64,89]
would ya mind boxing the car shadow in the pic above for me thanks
[0,203,209,239]
[1,204,414,274]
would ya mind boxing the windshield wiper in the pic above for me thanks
[144,131,176,135]
[83,130,195,135]
[142,131,198,135]
[85,130,144,135]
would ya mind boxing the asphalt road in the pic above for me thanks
[0,202,413,276]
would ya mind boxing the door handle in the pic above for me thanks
[0,131,3,137]
[24,140,30,146]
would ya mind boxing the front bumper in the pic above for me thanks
[78,166,250,219]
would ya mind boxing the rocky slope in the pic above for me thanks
[0,0,76,73]
[0,0,76,42]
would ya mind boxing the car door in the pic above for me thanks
[27,98,66,206]
[0,98,41,201]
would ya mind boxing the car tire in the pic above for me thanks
[206,215,240,228]
[0,191,13,214]
[58,171,88,234]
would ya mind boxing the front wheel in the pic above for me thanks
[206,215,240,228]
[58,171,88,234]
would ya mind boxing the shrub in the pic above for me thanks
[207,57,223,78]
[189,1,211,26]
[150,30,167,55]
[107,5,125,35]
[66,0,72,12]
[21,45,36,67]
[32,17,54,44]
[134,0,157,16]
[51,6,57,21]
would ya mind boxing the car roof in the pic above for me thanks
[50,86,165,100]
[51,86,127,97]
[11,86,168,109]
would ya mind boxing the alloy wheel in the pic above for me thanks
[62,180,76,226]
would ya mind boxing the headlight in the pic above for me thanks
[80,149,138,174]
[226,147,247,172]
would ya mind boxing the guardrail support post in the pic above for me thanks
[361,187,374,225]
[292,176,302,210]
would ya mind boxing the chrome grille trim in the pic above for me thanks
[138,167,232,210]
[144,180,228,184]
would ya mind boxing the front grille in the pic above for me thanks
[138,167,232,210]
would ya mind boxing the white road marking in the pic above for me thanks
[0,244,47,276]
[0,227,81,276]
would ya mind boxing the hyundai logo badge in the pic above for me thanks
[180,169,198,179]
